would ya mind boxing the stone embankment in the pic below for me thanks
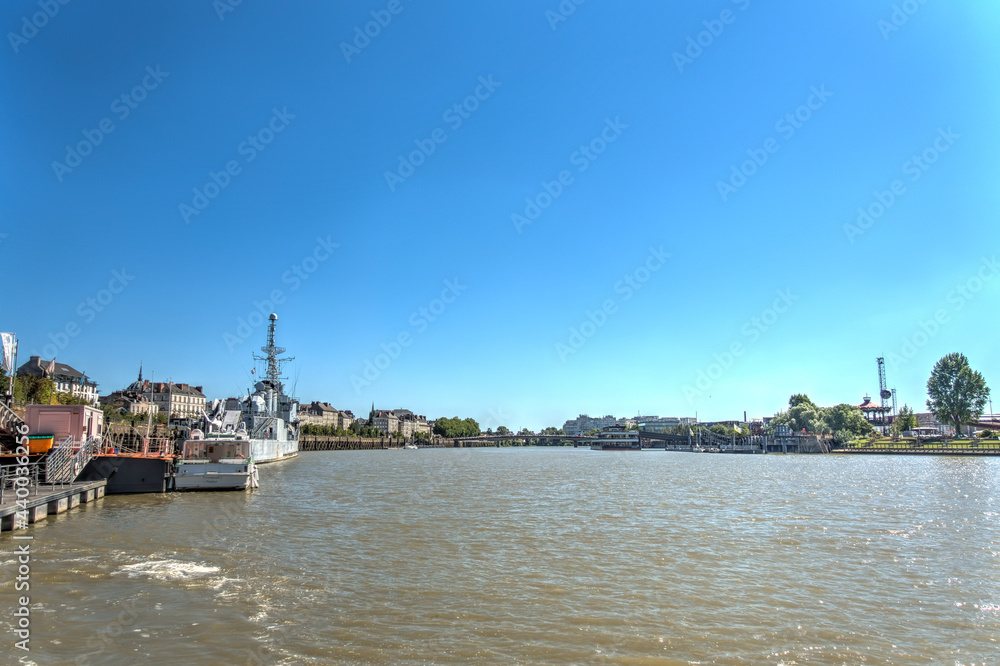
[300,437,455,451]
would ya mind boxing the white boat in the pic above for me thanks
[403,443,418,450]
[590,425,641,451]
[174,431,259,491]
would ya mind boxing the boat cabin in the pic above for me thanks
[180,437,251,462]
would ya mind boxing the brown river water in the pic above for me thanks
[3,448,999,664]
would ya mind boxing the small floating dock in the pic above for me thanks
[0,480,107,532]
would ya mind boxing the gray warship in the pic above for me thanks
[202,313,299,463]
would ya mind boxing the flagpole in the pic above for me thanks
[7,336,16,406]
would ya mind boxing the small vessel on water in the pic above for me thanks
[174,429,259,491]
[590,425,641,451]
[403,443,418,450]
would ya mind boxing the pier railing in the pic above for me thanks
[71,436,100,476]
[98,435,175,458]
[839,439,1000,454]
[45,436,80,484]
[0,462,42,504]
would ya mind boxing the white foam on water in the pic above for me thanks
[116,559,220,582]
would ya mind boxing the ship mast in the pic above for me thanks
[252,313,294,393]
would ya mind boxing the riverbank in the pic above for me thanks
[835,436,1000,455]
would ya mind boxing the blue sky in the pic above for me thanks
[2,0,998,430]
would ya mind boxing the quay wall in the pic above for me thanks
[300,437,458,451]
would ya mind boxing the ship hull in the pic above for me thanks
[250,437,299,464]
[79,456,172,493]
[174,461,257,490]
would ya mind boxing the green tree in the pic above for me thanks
[824,404,873,440]
[536,426,565,446]
[789,394,816,408]
[926,353,990,436]
[496,426,511,436]
[101,400,128,423]
[892,404,918,434]
[55,391,91,405]
[433,416,481,438]
[13,375,54,406]
[772,394,826,434]
[709,424,738,437]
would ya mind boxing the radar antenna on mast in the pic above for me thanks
[252,313,294,390]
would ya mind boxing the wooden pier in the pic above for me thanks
[0,479,107,532]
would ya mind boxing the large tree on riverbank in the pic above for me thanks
[771,395,826,433]
[433,416,480,438]
[926,353,990,436]
[771,394,872,443]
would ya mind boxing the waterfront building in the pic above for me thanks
[99,364,157,415]
[914,412,954,435]
[300,402,340,427]
[299,402,356,431]
[563,414,617,436]
[144,381,206,419]
[17,355,99,405]
[394,410,431,438]
[638,416,696,432]
[369,409,430,437]
[371,410,399,435]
